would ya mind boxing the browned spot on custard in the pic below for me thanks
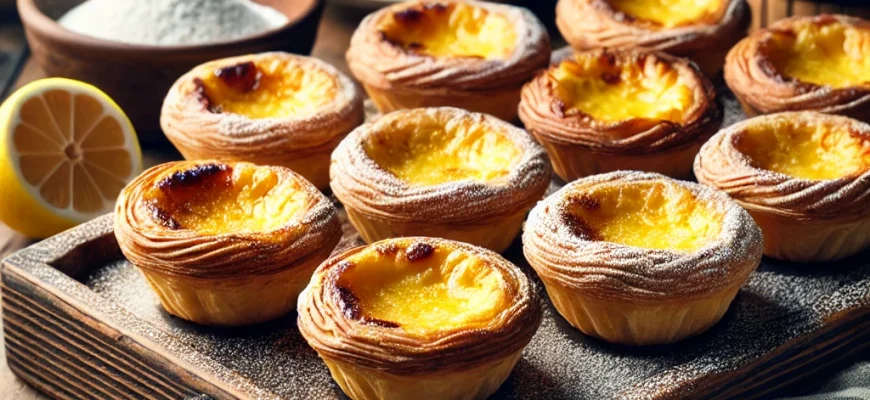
[147,200,181,230]
[562,195,602,240]
[336,285,401,328]
[364,318,400,328]
[382,3,450,52]
[406,242,435,262]
[599,52,618,67]
[393,2,448,24]
[562,212,601,241]
[375,242,400,256]
[394,8,423,23]
[192,78,217,112]
[601,72,621,84]
[158,164,232,193]
[337,286,362,320]
[214,61,261,93]
[154,164,233,214]
[569,194,601,211]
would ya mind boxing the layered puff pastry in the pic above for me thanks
[346,0,550,121]
[523,171,762,345]
[695,112,870,262]
[555,0,750,76]
[330,107,551,253]
[161,52,364,190]
[114,161,341,326]
[298,237,541,400]
[519,49,722,181]
[725,15,870,122]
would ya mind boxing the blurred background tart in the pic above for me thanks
[523,171,762,345]
[298,237,541,400]
[330,107,551,253]
[695,112,870,262]
[345,0,550,121]
[161,52,363,190]
[520,49,721,182]
[555,0,750,76]
[725,14,870,122]
[114,160,341,326]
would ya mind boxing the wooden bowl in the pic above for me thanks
[17,0,324,143]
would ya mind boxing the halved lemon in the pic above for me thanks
[0,78,142,238]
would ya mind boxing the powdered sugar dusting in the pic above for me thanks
[5,83,869,399]
[331,107,552,224]
[523,171,763,301]
[2,200,866,399]
[347,0,551,91]
[694,111,870,219]
[161,53,364,154]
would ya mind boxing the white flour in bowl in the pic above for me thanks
[58,0,289,46]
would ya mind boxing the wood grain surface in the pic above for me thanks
[3,196,870,399]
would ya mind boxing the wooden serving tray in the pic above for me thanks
[3,206,870,400]
[3,88,870,399]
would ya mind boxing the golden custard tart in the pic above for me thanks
[161,52,364,190]
[523,171,762,345]
[695,112,870,262]
[298,237,541,400]
[331,107,551,253]
[725,15,870,122]
[519,49,722,181]
[114,161,341,326]
[555,0,750,76]
[346,0,550,121]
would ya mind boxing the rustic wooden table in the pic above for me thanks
[1,1,868,399]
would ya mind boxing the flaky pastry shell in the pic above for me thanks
[330,107,551,253]
[724,15,870,122]
[523,171,762,345]
[346,0,550,121]
[695,112,870,262]
[298,237,541,400]
[555,0,750,76]
[114,161,341,326]
[519,49,722,181]
[161,52,364,190]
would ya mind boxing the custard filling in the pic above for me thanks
[608,0,721,28]
[737,119,870,180]
[364,115,521,185]
[198,59,338,119]
[378,2,516,59]
[564,182,722,252]
[336,240,509,334]
[766,22,870,88]
[147,163,310,234]
[551,54,695,124]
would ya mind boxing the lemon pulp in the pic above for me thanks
[551,54,694,123]
[766,22,870,88]
[200,59,338,119]
[149,163,310,234]
[378,2,516,59]
[0,78,141,238]
[608,0,721,28]
[737,118,870,180]
[337,240,508,334]
[565,182,722,252]
[364,115,521,186]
